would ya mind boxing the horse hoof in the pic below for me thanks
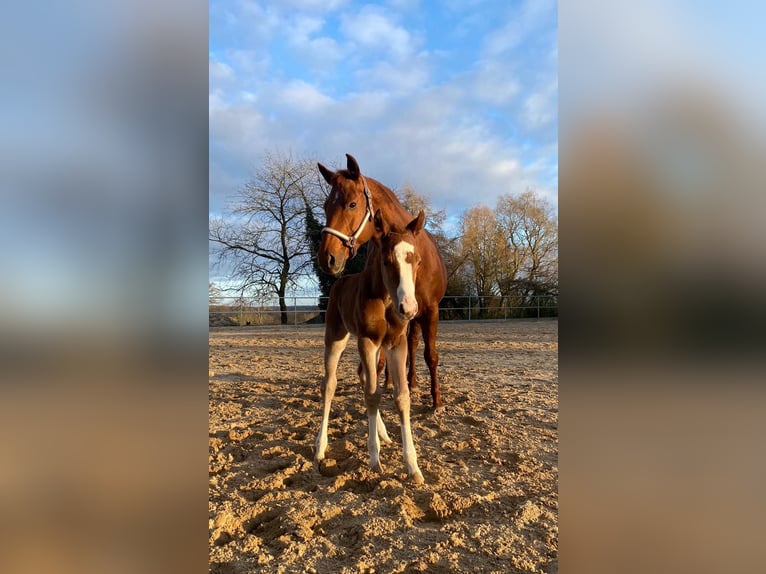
[432,405,445,416]
[410,470,425,485]
[371,462,384,474]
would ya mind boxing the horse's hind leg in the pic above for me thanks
[315,328,349,465]
[420,307,443,411]
[386,332,424,484]
[377,353,388,389]
[407,319,422,391]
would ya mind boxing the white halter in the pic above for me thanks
[321,176,374,258]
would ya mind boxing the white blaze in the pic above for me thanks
[394,240,418,318]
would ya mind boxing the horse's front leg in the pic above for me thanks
[359,337,384,473]
[315,329,349,466]
[386,331,425,484]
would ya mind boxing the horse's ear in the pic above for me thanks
[373,208,389,236]
[346,154,360,179]
[317,163,334,185]
[407,210,425,236]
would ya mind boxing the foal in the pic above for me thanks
[315,209,426,484]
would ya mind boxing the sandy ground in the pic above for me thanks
[209,319,558,573]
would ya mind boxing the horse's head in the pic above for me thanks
[373,208,425,321]
[317,154,376,276]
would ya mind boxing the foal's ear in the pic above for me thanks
[346,153,361,179]
[317,163,334,185]
[407,210,425,236]
[373,208,389,236]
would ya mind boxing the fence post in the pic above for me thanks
[468,296,471,321]
[537,296,540,320]
[294,296,297,325]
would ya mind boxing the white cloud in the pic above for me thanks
[209,89,226,112]
[483,0,556,56]
[340,6,414,60]
[209,69,555,217]
[209,102,264,151]
[356,57,431,94]
[472,60,521,106]
[303,85,550,214]
[288,15,324,42]
[284,15,344,70]
[209,56,234,83]
[491,158,522,177]
[341,91,392,122]
[238,1,282,40]
[280,0,348,11]
[228,49,270,76]
[304,36,344,65]
[522,78,558,129]
[280,80,334,113]
[386,0,419,11]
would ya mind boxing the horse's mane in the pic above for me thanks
[332,169,414,224]
[365,178,414,223]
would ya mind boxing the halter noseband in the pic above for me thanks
[321,176,374,259]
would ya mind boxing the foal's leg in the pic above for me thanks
[407,319,421,391]
[376,353,387,388]
[358,354,391,444]
[386,333,424,484]
[359,337,384,473]
[315,328,349,465]
[420,306,443,411]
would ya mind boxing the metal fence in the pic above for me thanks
[209,294,558,327]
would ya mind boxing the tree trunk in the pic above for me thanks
[279,261,289,324]
[279,296,288,325]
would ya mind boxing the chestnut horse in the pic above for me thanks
[315,210,426,483]
[317,154,448,410]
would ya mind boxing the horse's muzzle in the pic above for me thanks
[324,252,345,276]
[398,300,418,321]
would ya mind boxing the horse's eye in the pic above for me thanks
[349,202,357,209]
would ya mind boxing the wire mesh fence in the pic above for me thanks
[209,294,558,327]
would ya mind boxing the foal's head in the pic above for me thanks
[373,209,425,321]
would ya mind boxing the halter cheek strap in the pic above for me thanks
[321,176,374,259]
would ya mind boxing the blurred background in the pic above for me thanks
[0,1,208,573]
[560,1,765,573]
[1,1,764,572]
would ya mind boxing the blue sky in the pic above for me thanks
[209,0,558,222]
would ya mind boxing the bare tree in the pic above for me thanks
[496,190,558,305]
[396,184,447,232]
[209,151,322,324]
[209,282,222,306]
[460,205,505,317]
